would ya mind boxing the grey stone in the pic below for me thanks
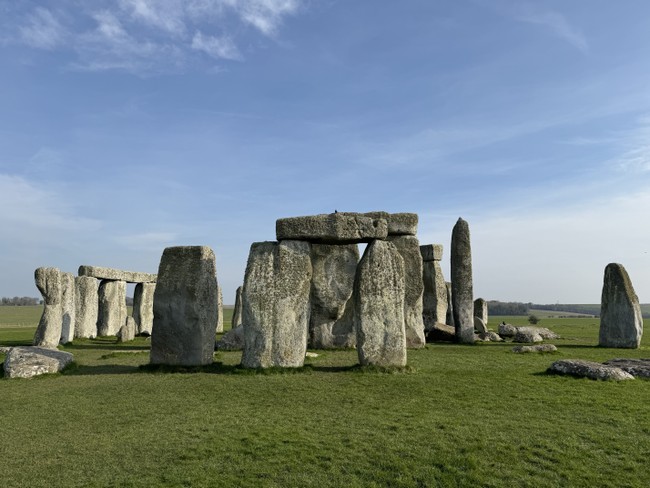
[422,261,447,329]
[276,213,387,244]
[473,298,488,326]
[215,325,245,351]
[498,322,517,337]
[151,246,219,366]
[362,212,418,236]
[117,316,136,343]
[604,359,650,378]
[97,280,127,337]
[512,344,557,353]
[133,282,155,335]
[451,218,474,343]
[232,286,243,329]
[74,276,98,339]
[60,272,76,344]
[513,329,543,343]
[241,241,312,368]
[78,265,156,283]
[478,331,503,342]
[419,244,443,262]
[216,285,224,333]
[445,282,454,327]
[548,359,634,381]
[354,240,407,367]
[473,316,488,334]
[33,267,63,349]
[388,236,425,348]
[309,244,358,349]
[518,326,559,340]
[425,322,455,342]
[599,263,643,348]
[3,346,73,379]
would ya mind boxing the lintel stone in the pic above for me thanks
[276,213,387,244]
[78,265,157,283]
[420,244,443,262]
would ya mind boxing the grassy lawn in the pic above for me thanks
[1,307,649,487]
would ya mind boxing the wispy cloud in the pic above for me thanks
[19,7,66,49]
[191,31,241,60]
[611,115,650,173]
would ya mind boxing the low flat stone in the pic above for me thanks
[363,212,418,236]
[3,347,73,379]
[474,316,488,334]
[425,322,455,343]
[548,359,634,381]
[478,331,503,342]
[117,317,136,343]
[604,359,650,378]
[78,265,157,283]
[276,213,387,244]
[420,244,443,262]
[513,329,544,343]
[215,326,245,351]
[498,322,517,337]
[513,344,557,353]
[518,326,560,340]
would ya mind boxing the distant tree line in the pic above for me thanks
[1,296,41,306]
[487,301,530,315]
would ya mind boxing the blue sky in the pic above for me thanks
[1,0,650,304]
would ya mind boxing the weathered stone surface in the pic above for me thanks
[513,329,543,343]
[242,241,312,368]
[309,244,358,349]
[420,244,443,262]
[388,236,425,349]
[215,325,245,351]
[473,316,488,334]
[425,322,455,342]
[74,276,98,339]
[354,240,407,367]
[133,282,155,335]
[445,282,454,327]
[363,212,418,236]
[498,322,517,337]
[33,267,63,349]
[604,359,650,378]
[117,316,136,343]
[232,286,243,329]
[276,213,387,244]
[478,331,503,342]
[518,326,559,340]
[3,347,73,379]
[97,280,127,337]
[473,298,488,326]
[60,272,76,344]
[216,285,224,333]
[422,261,447,329]
[513,344,557,353]
[151,246,219,366]
[451,218,474,343]
[548,359,634,381]
[599,263,643,349]
[78,265,156,283]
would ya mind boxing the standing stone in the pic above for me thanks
[133,282,155,335]
[232,286,243,329]
[97,280,127,337]
[599,263,643,348]
[309,243,358,349]
[473,298,488,326]
[117,316,137,343]
[151,246,219,366]
[60,272,76,344]
[241,240,312,368]
[451,218,474,344]
[445,282,454,327]
[33,267,63,349]
[74,276,98,339]
[216,285,224,333]
[388,236,425,348]
[354,240,407,367]
[422,244,447,329]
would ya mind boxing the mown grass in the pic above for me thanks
[1,308,649,487]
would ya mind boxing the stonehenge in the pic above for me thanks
[451,218,474,344]
[421,244,447,329]
[133,282,156,335]
[75,276,98,339]
[60,272,76,344]
[33,267,64,349]
[97,280,127,337]
[232,286,243,329]
[599,263,643,348]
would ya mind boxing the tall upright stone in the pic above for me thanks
[232,286,243,329]
[151,246,219,366]
[451,218,474,343]
[133,282,155,335]
[354,240,407,367]
[74,276,98,339]
[445,282,454,328]
[473,298,488,326]
[309,243,358,349]
[599,263,643,348]
[97,280,127,337]
[33,267,63,349]
[216,285,224,333]
[388,236,425,348]
[421,244,448,329]
[241,240,312,368]
[60,272,76,344]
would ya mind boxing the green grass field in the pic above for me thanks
[1,307,649,487]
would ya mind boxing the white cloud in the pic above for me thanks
[119,0,187,36]
[612,116,650,173]
[191,31,242,60]
[19,7,66,49]
[513,5,588,53]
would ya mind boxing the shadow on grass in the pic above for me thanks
[63,340,150,352]
[0,339,33,347]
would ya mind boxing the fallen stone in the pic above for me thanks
[498,322,517,337]
[309,244,358,349]
[425,322,455,342]
[451,218,474,343]
[60,272,76,345]
[603,359,650,378]
[512,344,557,353]
[78,265,156,283]
[97,280,127,337]
[419,244,443,262]
[117,316,136,343]
[133,282,155,335]
[305,352,319,358]
[474,316,488,334]
[478,331,503,342]
[362,212,418,236]
[513,329,543,343]
[3,347,73,379]
[33,267,63,349]
[276,213,387,244]
[422,260,447,329]
[215,325,245,351]
[599,263,643,349]
[232,286,243,329]
[518,326,559,340]
[74,276,98,339]
[241,241,312,368]
[473,298,488,326]
[151,246,219,366]
[548,359,634,381]
[354,240,407,367]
